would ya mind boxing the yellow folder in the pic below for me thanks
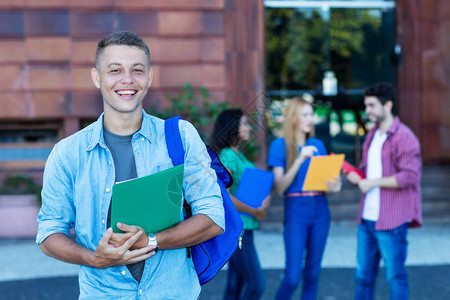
[302,154,345,191]
[111,164,184,233]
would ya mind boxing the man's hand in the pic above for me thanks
[110,223,148,250]
[346,171,362,185]
[346,172,375,193]
[358,179,375,193]
[92,228,156,269]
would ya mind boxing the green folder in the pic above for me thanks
[111,164,184,233]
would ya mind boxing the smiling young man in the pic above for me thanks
[346,83,422,300]
[36,31,225,299]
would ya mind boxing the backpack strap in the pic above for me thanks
[165,116,185,166]
[165,116,192,258]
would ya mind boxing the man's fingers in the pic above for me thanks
[352,171,362,179]
[123,244,157,263]
[126,251,155,264]
[117,222,133,231]
[119,230,144,251]
[109,240,121,248]
[111,232,134,241]
[346,172,360,184]
[133,245,156,256]
[99,228,113,245]
[116,223,143,234]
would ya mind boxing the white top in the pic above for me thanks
[362,129,387,221]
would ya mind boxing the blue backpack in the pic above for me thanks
[164,116,244,285]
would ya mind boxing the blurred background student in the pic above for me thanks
[211,108,270,300]
[268,97,341,300]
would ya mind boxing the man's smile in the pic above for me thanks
[116,89,137,96]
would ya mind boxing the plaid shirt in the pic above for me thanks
[358,117,422,230]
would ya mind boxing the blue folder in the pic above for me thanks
[235,168,275,217]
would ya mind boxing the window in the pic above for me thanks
[265,0,396,163]
[0,121,60,168]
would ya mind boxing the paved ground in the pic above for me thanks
[2,265,449,300]
[1,221,449,299]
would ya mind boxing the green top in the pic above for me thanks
[219,148,260,230]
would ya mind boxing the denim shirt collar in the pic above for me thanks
[86,110,153,151]
[138,111,154,142]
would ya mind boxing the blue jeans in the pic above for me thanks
[354,220,409,300]
[223,230,265,300]
[276,195,331,300]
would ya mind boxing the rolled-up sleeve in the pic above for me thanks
[36,144,75,244]
[179,121,225,231]
[393,134,421,188]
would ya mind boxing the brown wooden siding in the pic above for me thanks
[396,0,450,163]
[0,0,265,182]
[1,0,449,186]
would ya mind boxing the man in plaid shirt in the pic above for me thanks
[347,83,422,300]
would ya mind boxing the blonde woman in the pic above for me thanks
[268,97,341,300]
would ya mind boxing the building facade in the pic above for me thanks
[0,0,448,184]
[0,0,265,183]
[396,0,450,164]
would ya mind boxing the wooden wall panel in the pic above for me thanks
[0,3,231,122]
[396,0,450,163]
[224,0,266,165]
[0,0,266,179]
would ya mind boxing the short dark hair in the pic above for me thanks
[210,109,244,153]
[364,82,397,114]
[364,82,397,105]
[95,31,150,69]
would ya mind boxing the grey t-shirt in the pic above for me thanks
[103,127,144,283]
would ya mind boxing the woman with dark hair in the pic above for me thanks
[211,108,269,300]
[268,97,342,300]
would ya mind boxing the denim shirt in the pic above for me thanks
[36,111,225,300]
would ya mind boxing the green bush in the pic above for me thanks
[0,174,42,204]
[149,83,229,142]
[149,83,262,162]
